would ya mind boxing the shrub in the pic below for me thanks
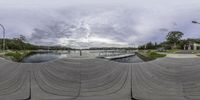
[5,51,23,61]
[147,52,166,59]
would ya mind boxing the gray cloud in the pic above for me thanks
[0,1,200,48]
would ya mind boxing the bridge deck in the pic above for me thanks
[0,57,200,100]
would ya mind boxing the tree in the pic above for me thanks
[146,42,153,49]
[138,41,158,50]
[166,31,184,49]
[19,35,26,50]
[19,35,26,42]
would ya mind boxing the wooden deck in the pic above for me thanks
[0,57,200,100]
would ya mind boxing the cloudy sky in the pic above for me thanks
[0,0,200,48]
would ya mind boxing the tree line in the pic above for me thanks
[138,31,200,50]
[0,35,72,50]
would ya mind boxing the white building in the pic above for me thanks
[184,43,200,50]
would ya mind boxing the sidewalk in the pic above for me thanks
[166,54,199,58]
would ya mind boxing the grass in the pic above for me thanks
[4,50,30,61]
[137,50,166,61]
[147,51,166,59]
[165,49,178,53]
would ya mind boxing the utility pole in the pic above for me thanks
[0,24,5,52]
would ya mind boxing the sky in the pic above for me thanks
[0,0,200,48]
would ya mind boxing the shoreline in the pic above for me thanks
[0,50,31,62]
[136,51,166,61]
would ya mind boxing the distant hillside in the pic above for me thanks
[0,38,72,50]
[0,38,38,50]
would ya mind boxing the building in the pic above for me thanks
[184,43,200,50]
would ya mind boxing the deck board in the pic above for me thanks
[0,57,200,100]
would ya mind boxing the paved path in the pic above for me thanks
[166,54,198,58]
[1,56,200,100]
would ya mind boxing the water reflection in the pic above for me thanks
[21,52,68,63]
[111,55,143,63]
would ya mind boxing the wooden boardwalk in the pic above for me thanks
[0,57,200,100]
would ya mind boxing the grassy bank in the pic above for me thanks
[2,50,31,62]
[164,49,178,53]
[137,50,166,61]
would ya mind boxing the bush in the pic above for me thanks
[5,51,23,61]
[137,51,166,61]
[147,52,166,59]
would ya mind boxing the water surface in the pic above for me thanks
[21,52,68,63]
[111,55,143,63]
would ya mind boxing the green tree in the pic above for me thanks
[166,31,184,49]
[19,35,26,42]
[19,35,26,50]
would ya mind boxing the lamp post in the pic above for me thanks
[192,21,200,50]
[0,24,5,52]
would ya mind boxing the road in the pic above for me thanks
[0,56,200,100]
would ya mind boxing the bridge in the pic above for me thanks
[0,56,200,100]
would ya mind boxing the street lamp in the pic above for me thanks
[0,24,5,52]
[191,21,200,51]
[192,21,200,24]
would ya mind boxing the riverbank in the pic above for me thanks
[0,50,31,62]
[0,50,167,63]
[137,51,166,61]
